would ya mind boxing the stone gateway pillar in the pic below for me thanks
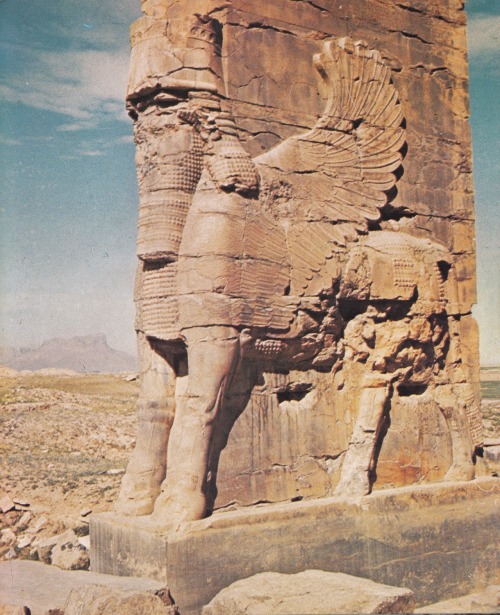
[91,3,495,611]
[116,0,482,522]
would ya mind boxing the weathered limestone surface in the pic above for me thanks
[92,478,500,614]
[115,0,481,525]
[201,570,415,615]
[211,0,479,508]
[0,560,166,615]
[63,584,175,615]
[414,585,500,614]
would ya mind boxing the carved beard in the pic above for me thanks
[135,119,204,262]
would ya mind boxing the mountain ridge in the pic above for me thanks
[0,334,137,373]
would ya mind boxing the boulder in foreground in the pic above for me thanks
[202,570,415,615]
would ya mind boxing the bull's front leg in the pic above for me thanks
[115,332,176,515]
[152,326,241,530]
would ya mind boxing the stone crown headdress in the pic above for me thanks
[127,13,225,109]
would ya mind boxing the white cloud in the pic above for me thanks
[115,135,135,144]
[467,15,500,56]
[57,121,97,132]
[79,150,105,157]
[0,134,22,146]
[1,47,130,125]
[0,0,142,129]
[57,133,134,160]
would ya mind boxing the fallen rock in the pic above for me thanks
[202,570,415,615]
[78,536,90,550]
[33,529,78,564]
[63,584,177,615]
[12,499,30,507]
[0,529,16,546]
[16,512,32,532]
[0,493,15,514]
[16,535,33,550]
[51,540,89,571]
[29,515,48,534]
[58,516,89,538]
[0,560,166,614]
[5,547,17,560]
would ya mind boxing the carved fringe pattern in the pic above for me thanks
[135,261,180,340]
[460,386,484,447]
[177,294,298,331]
[287,222,347,297]
[176,209,298,331]
[464,388,483,449]
[233,209,297,330]
[135,113,205,261]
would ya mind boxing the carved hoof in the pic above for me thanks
[151,489,207,531]
[334,473,371,498]
[115,470,163,516]
[115,494,156,516]
[442,464,475,483]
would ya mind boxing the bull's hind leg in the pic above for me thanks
[435,383,476,481]
[152,326,241,529]
[334,380,391,497]
[115,333,176,515]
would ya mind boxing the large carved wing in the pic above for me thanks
[253,37,406,297]
[255,37,406,227]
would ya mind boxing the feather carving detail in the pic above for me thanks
[256,37,406,228]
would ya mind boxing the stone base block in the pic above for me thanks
[91,478,499,615]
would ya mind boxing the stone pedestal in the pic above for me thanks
[91,478,499,615]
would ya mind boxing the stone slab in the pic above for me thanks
[201,570,415,614]
[91,477,499,615]
[0,560,165,615]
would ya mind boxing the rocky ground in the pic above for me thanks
[0,365,499,571]
[0,368,139,568]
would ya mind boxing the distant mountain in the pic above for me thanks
[0,334,138,373]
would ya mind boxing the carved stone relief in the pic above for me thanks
[116,7,481,530]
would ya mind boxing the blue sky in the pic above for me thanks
[0,1,498,365]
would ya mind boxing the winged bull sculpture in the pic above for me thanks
[116,18,482,530]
